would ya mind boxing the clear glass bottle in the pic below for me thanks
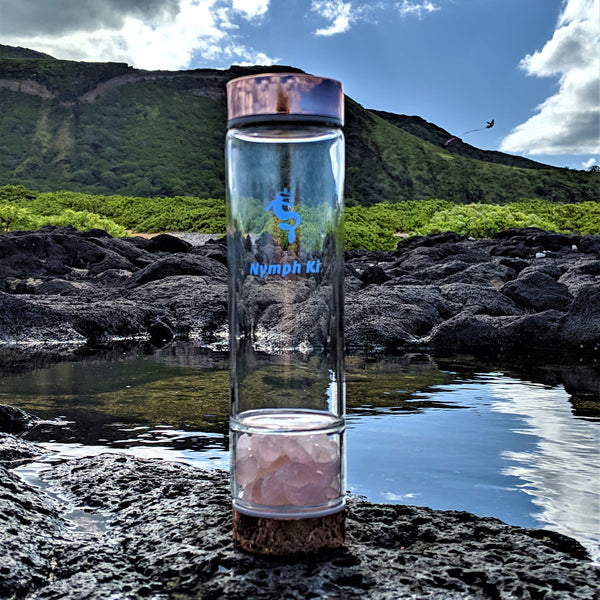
[226,73,345,523]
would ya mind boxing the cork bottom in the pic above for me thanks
[232,508,345,556]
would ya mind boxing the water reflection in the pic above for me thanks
[489,379,600,561]
[1,343,598,561]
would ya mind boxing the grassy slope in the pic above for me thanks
[72,81,226,198]
[0,55,598,205]
[0,79,227,198]
[345,99,599,205]
[370,110,556,170]
[0,45,56,59]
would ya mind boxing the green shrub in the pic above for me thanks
[416,203,557,238]
[345,205,397,250]
[37,209,128,236]
[1,185,599,249]
[0,203,38,231]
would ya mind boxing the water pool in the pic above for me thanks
[2,344,598,562]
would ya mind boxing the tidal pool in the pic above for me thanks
[2,343,598,562]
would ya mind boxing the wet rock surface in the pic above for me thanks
[0,446,598,600]
[1,226,599,356]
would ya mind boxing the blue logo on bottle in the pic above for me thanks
[266,188,301,244]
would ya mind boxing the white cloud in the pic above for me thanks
[582,157,598,169]
[0,0,181,36]
[489,378,600,558]
[396,1,439,19]
[312,0,355,36]
[500,0,600,156]
[232,0,270,19]
[0,0,277,70]
[310,0,439,37]
[382,491,421,501]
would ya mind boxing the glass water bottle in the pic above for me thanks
[226,73,345,522]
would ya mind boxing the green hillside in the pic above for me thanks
[371,110,556,170]
[0,44,56,60]
[0,49,597,205]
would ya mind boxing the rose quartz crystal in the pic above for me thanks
[235,432,340,506]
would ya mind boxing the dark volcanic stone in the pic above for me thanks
[0,291,173,345]
[428,314,502,352]
[126,254,227,287]
[500,310,566,351]
[0,227,599,355]
[80,228,112,239]
[0,452,596,599]
[0,465,65,598]
[0,432,43,466]
[501,271,573,312]
[562,284,600,351]
[0,226,106,281]
[439,283,521,317]
[0,404,38,434]
[359,265,390,286]
[439,261,515,286]
[346,286,443,349]
[129,275,228,342]
[34,279,96,296]
[86,253,138,276]
[191,238,228,266]
[0,292,86,344]
[145,233,192,254]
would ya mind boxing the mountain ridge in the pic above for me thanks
[370,110,556,171]
[0,47,597,205]
[0,44,56,60]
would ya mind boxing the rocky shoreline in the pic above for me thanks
[1,417,598,600]
[0,226,599,356]
[1,226,599,597]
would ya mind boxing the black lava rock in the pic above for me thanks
[0,226,599,355]
[0,451,597,599]
[0,404,37,434]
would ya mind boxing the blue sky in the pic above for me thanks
[1,0,598,170]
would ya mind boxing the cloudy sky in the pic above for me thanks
[1,0,598,169]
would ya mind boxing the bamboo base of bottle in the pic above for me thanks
[232,508,345,556]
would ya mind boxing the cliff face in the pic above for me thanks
[0,46,598,204]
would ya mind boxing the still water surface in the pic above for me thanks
[2,344,598,561]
